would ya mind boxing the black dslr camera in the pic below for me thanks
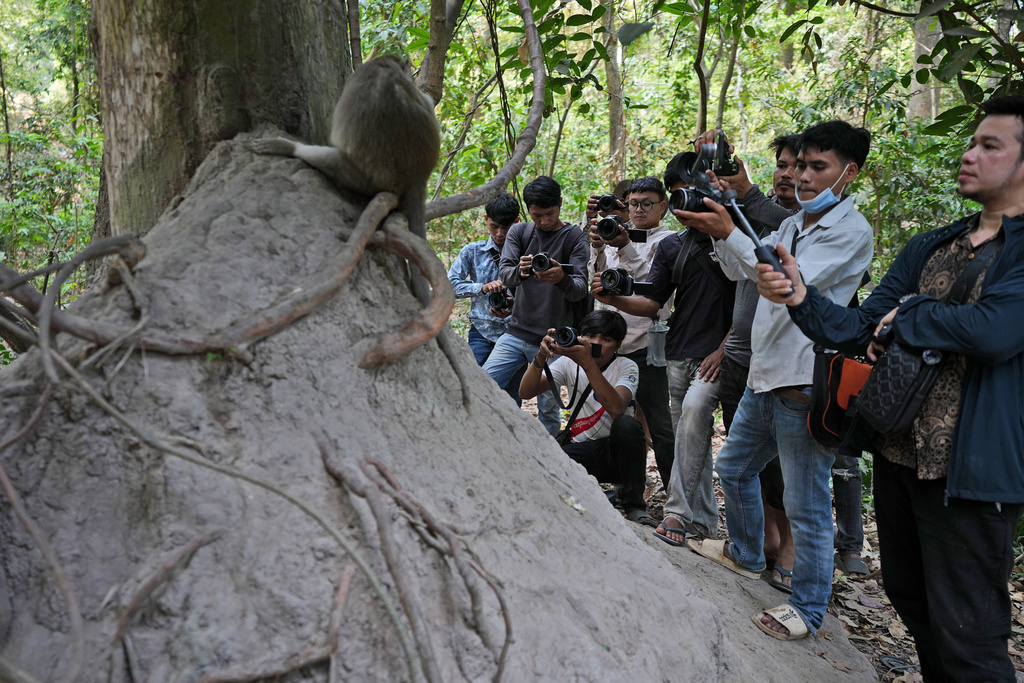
[596,216,648,243]
[688,130,739,177]
[531,252,575,275]
[596,193,625,212]
[487,288,514,312]
[600,268,653,297]
[553,326,602,357]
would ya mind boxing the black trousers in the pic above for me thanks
[623,347,675,489]
[561,415,647,510]
[875,456,1023,682]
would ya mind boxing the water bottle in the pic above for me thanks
[646,319,668,367]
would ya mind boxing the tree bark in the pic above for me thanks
[908,17,940,121]
[604,0,626,181]
[92,0,350,237]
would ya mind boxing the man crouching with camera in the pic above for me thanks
[520,310,655,526]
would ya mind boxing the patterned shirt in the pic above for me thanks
[880,218,1000,479]
[447,237,509,342]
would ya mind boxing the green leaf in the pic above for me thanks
[660,3,690,15]
[915,68,930,84]
[744,25,755,38]
[566,13,593,26]
[916,0,952,18]
[778,19,806,44]
[590,4,607,21]
[579,102,591,115]
[938,44,982,81]
[538,16,559,33]
[569,31,592,41]
[942,26,986,39]
[593,40,609,61]
[499,24,525,33]
[618,22,654,45]
[901,72,913,88]
[407,27,429,38]
[577,0,592,10]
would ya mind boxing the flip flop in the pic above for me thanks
[624,508,658,527]
[687,538,761,580]
[835,552,870,577]
[652,518,699,547]
[751,604,809,641]
[769,565,793,594]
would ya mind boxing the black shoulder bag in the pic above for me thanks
[856,233,1004,436]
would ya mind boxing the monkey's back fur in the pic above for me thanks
[331,56,440,195]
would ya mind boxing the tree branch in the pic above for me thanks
[423,0,546,220]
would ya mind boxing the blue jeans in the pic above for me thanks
[469,325,523,405]
[715,386,836,632]
[663,358,720,537]
[482,333,560,435]
[467,325,495,366]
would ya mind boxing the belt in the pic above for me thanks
[771,385,811,404]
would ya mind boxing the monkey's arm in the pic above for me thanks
[252,137,377,197]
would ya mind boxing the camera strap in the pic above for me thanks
[543,362,581,410]
[671,229,733,304]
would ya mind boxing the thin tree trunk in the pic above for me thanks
[909,17,940,121]
[0,49,12,197]
[693,0,712,134]
[418,0,468,104]
[715,32,739,129]
[604,0,625,181]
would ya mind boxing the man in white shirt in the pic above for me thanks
[587,176,677,490]
[519,310,653,525]
[678,121,874,641]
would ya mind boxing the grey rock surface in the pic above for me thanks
[0,134,874,681]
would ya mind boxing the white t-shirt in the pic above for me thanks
[548,355,639,443]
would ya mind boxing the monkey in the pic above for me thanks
[254,57,471,405]
[252,55,440,239]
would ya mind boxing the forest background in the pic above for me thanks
[0,0,1020,476]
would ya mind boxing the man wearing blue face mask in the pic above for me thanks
[675,120,873,640]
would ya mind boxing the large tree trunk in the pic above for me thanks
[0,1,875,680]
[93,0,351,237]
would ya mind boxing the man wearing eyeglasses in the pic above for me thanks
[592,165,735,542]
[587,176,677,492]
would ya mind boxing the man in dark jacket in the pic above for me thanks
[756,94,1024,680]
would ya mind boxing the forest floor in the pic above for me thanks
[521,398,1024,682]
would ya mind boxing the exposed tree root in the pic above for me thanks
[354,217,455,369]
[112,529,225,645]
[361,458,513,682]
[44,350,418,683]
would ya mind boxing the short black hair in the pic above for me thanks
[485,192,520,226]
[523,176,562,209]
[664,152,689,188]
[799,120,871,169]
[770,134,801,161]
[981,94,1024,160]
[579,309,627,344]
[629,176,667,201]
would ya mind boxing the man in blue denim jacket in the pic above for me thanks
[757,95,1024,680]
[448,193,521,366]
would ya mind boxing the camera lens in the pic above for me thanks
[596,217,622,241]
[596,194,620,212]
[553,327,577,347]
[668,188,704,214]
[600,269,625,292]
[487,291,511,309]
[531,253,551,272]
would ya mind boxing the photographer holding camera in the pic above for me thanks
[756,95,1024,679]
[482,176,590,435]
[519,310,653,525]
[586,176,677,491]
[448,193,521,366]
[679,120,873,642]
[593,159,736,544]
